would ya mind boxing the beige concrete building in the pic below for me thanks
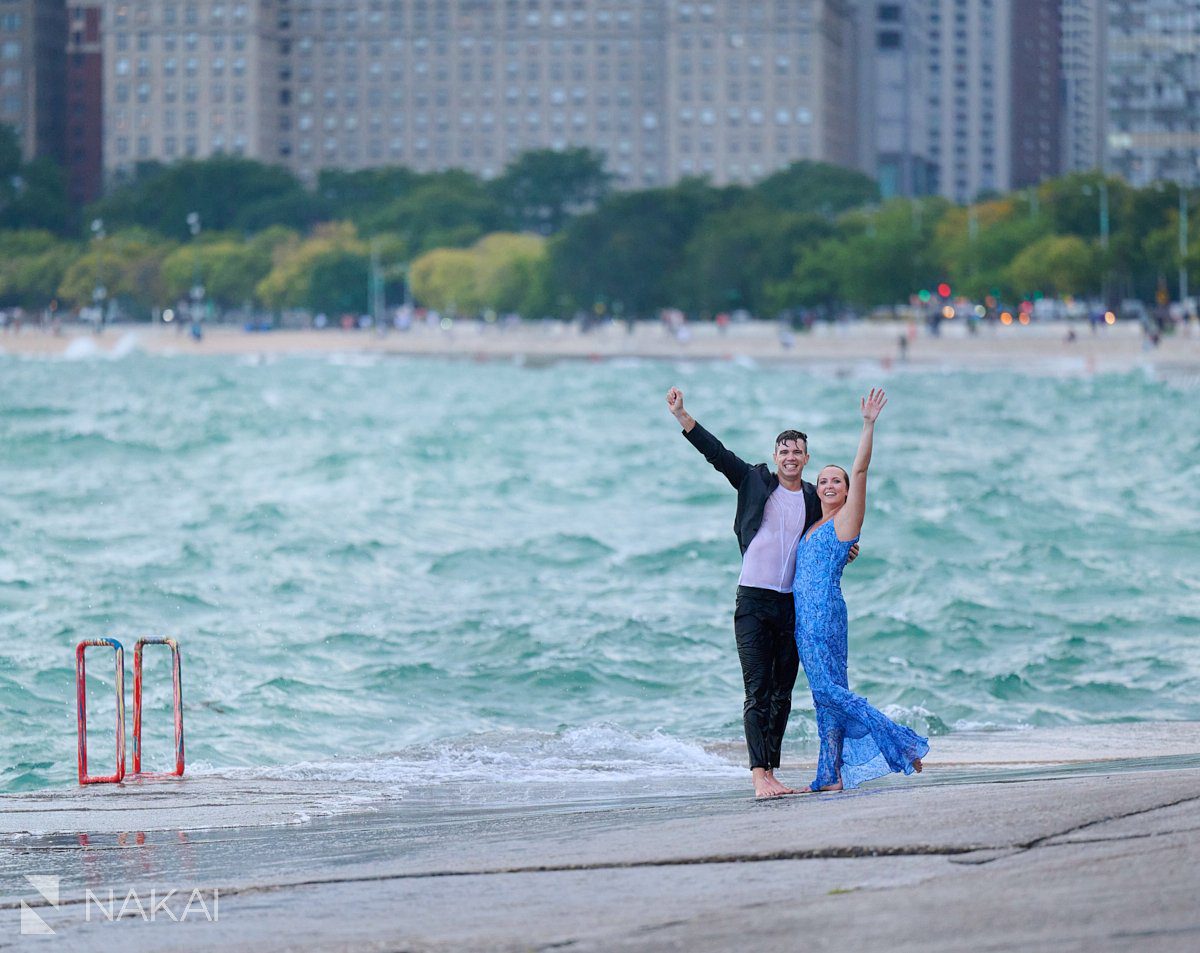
[0,0,67,162]
[101,0,279,178]
[101,0,857,189]
[661,0,856,185]
[279,0,666,186]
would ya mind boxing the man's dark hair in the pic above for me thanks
[775,429,808,451]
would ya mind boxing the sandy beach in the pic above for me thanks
[2,724,1199,952]
[3,318,1200,375]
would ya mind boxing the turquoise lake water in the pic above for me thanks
[1,349,1198,794]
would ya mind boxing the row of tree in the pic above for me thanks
[0,139,1196,320]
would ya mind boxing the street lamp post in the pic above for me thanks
[369,240,384,328]
[90,218,107,332]
[967,204,979,279]
[1180,187,1190,311]
[186,212,204,325]
[1083,181,1111,304]
[1099,180,1109,252]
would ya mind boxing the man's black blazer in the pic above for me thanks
[684,422,820,556]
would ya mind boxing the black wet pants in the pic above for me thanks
[733,586,799,771]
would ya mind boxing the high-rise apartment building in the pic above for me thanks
[662,0,855,185]
[0,0,68,162]
[1060,0,1106,174]
[100,0,279,179]
[925,0,1014,202]
[278,0,667,185]
[1009,0,1061,189]
[66,3,104,204]
[854,0,934,197]
[920,0,1066,201]
[99,0,857,189]
[1105,0,1200,187]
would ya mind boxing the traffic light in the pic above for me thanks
[937,282,951,298]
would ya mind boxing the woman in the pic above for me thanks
[793,388,928,791]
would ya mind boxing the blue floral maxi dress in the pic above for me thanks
[793,521,929,791]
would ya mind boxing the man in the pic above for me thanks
[666,386,855,798]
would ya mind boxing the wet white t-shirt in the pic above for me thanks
[737,485,810,592]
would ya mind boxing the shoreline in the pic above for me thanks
[3,319,1200,373]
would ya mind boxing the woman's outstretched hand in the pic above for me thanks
[861,388,887,423]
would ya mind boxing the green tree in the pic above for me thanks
[549,178,724,316]
[87,157,312,238]
[0,231,80,307]
[489,148,611,234]
[473,232,550,314]
[1137,196,1200,302]
[57,228,176,315]
[769,239,843,310]
[161,236,280,310]
[0,158,73,234]
[317,167,424,226]
[0,123,19,177]
[255,222,367,312]
[402,232,549,316]
[360,170,507,251]
[674,205,832,315]
[309,249,371,316]
[752,161,879,218]
[1006,234,1100,298]
[409,247,480,314]
[934,199,1053,299]
[1038,173,1127,244]
[1109,182,1189,301]
[0,125,73,234]
[825,200,946,308]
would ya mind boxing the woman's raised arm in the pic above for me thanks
[835,388,887,542]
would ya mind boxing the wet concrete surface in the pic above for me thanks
[1,750,1198,952]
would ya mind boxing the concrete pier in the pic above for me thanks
[2,726,1198,952]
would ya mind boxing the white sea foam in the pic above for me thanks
[880,703,937,721]
[326,352,381,367]
[59,332,141,361]
[200,725,745,789]
[62,336,100,360]
[109,332,141,358]
[952,720,1035,733]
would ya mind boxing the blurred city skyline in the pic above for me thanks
[0,0,1197,210]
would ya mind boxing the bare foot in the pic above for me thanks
[912,758,923,774]
[752,768,791,798]
[815,771,844,792]
[765,770,797,795]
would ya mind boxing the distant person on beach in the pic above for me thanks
[665,387,856,798]
[792,388,927,792]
